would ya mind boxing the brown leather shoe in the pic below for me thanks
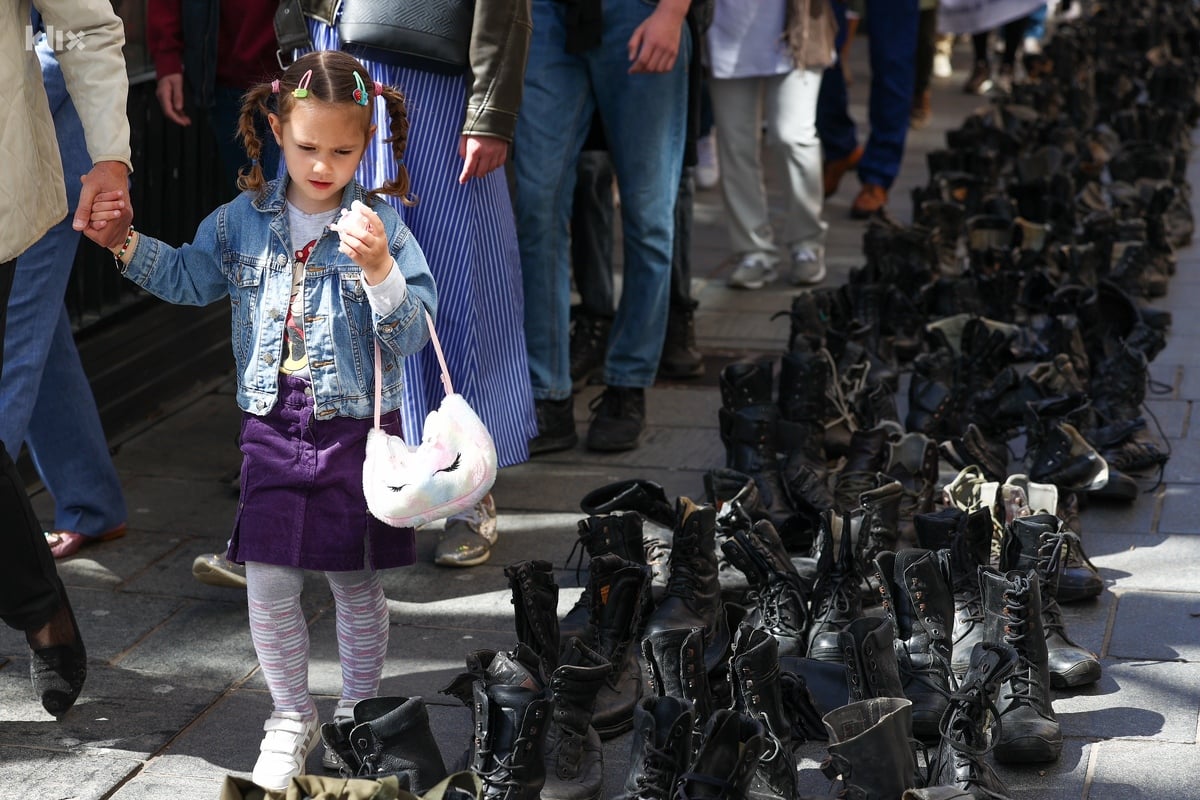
[850,183,888,219]
[822,145,864,198]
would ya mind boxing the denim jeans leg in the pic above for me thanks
[589,0,691,387]
[858,0,919,189]
[515,0,597,400]
[817,0,858,163]
[25,306,128,535]
[1,47,127,538]
[671,168,696,312]
[571,150,617,318]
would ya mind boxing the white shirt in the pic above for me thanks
[707,0,794,79]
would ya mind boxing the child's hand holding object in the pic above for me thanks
[330,199,393,285]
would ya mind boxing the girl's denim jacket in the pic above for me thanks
[119,178,437,420]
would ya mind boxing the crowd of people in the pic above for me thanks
[4,0,1068,791]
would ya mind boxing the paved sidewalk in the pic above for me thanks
[4,44,1200,800]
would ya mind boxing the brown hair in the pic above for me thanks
[236,50,414,205]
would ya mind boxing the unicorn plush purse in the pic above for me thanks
[363,311,497,528]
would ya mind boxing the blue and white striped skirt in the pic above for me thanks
[308,21,537,468]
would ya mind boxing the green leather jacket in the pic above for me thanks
[302,0,532,142]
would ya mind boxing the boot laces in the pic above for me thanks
[820,349,867,435]
[1001,592,1045,706]
[635,742,679,800]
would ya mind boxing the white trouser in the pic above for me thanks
[709,67,827,260]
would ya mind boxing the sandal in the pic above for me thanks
[44,525,127,559]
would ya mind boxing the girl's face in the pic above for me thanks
[270,100,374,214]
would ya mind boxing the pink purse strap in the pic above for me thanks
[374,310,451,430]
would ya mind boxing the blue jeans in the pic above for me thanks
[515,0,691,398]
[0,40,127,538]
[818,0,919,189]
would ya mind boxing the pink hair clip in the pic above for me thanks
[374,81,384,97]
[292,69,313,99]
[271,79,280,94]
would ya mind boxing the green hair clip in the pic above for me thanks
[292,69,313,99]
[353,72,370,106]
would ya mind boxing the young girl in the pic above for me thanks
[86,50,436,790]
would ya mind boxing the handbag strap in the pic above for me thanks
[374,310,452,430]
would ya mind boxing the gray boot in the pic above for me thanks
[584,554,652,738]
[980,567,1063,764]
[541,638,611,800]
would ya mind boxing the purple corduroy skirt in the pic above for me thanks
[227,374,416,571]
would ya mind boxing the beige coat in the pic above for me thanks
[2,0,133,263]
[786,0,838,71]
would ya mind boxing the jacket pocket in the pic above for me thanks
[229,256,268,370]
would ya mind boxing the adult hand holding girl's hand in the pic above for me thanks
[330,200,393,285]
[83,189,132,252]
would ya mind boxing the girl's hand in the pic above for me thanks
[90,191,127,224]
[330,200,392,284]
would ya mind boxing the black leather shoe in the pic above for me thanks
[530,397,578,455]
[586,386,646,452]
[28,596,87,717]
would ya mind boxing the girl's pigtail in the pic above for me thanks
[377,84,417,206]
[236,84,276,195]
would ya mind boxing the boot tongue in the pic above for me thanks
[485,649,541,690]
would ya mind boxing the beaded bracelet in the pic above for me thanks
[113,225,135,265]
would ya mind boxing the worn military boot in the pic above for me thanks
[856,479,904,590]
[579,479,674,599]
[822,697,923,799]
[777,349,833,516]
[718,519,810,657]
[559,513,650,644]
[1000,516,1102,688]
[541,638,611,800]
[874,548,955,741]
[319,696,448,792]
[676,709,767,800]
[980,568,1062,763]
[806,510,863,662]
[585,554,652,738]
[728,624,801,800]
[470,681,554,800]
[641,626,712,750]
[613,695,694,800]
[723,405,796,530]
[660,304,705,380]
[924,642,1019,800]
[915,507,993,678]
[642,498,729,673]
[838,616,905,703]
[505,560,560,680]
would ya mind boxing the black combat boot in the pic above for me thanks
[319,696,448,792]
[541,637,611,800]
[822,697,923,799]
[728,624,801,800]
[915,507,993,678]
[924,642,1019,800]
[584,554,652,738]
[642,626,713,759]
[777,349,833,516]
[559,514,649,644]
[838,616,906,703]
[806,510,862,662]
[579,479,674,599]
[614,695,693,800]
[676,710,767,800]
[642,498,729,673]
[723,405,796,531]
[570,310,611,391]
[873,548,955,741]
[660,304,705,380]
[1000,516,1102,688]
[718,519,810,657]
[471,681,554,800]
[979,567,1062,763]
[505,560,560,680]
[856,478,904,589]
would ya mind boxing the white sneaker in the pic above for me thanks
[251,711,319,790]
[695,133,719,189]
[789,245,827,286]
[933,52,953,79]
[1023,35,1042,55]
[727,254,778,290]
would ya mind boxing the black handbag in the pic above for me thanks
[337,0,476,74]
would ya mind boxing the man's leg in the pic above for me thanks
[515,0,596,402]
[853,0,920,215]
[817,0,859,165]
